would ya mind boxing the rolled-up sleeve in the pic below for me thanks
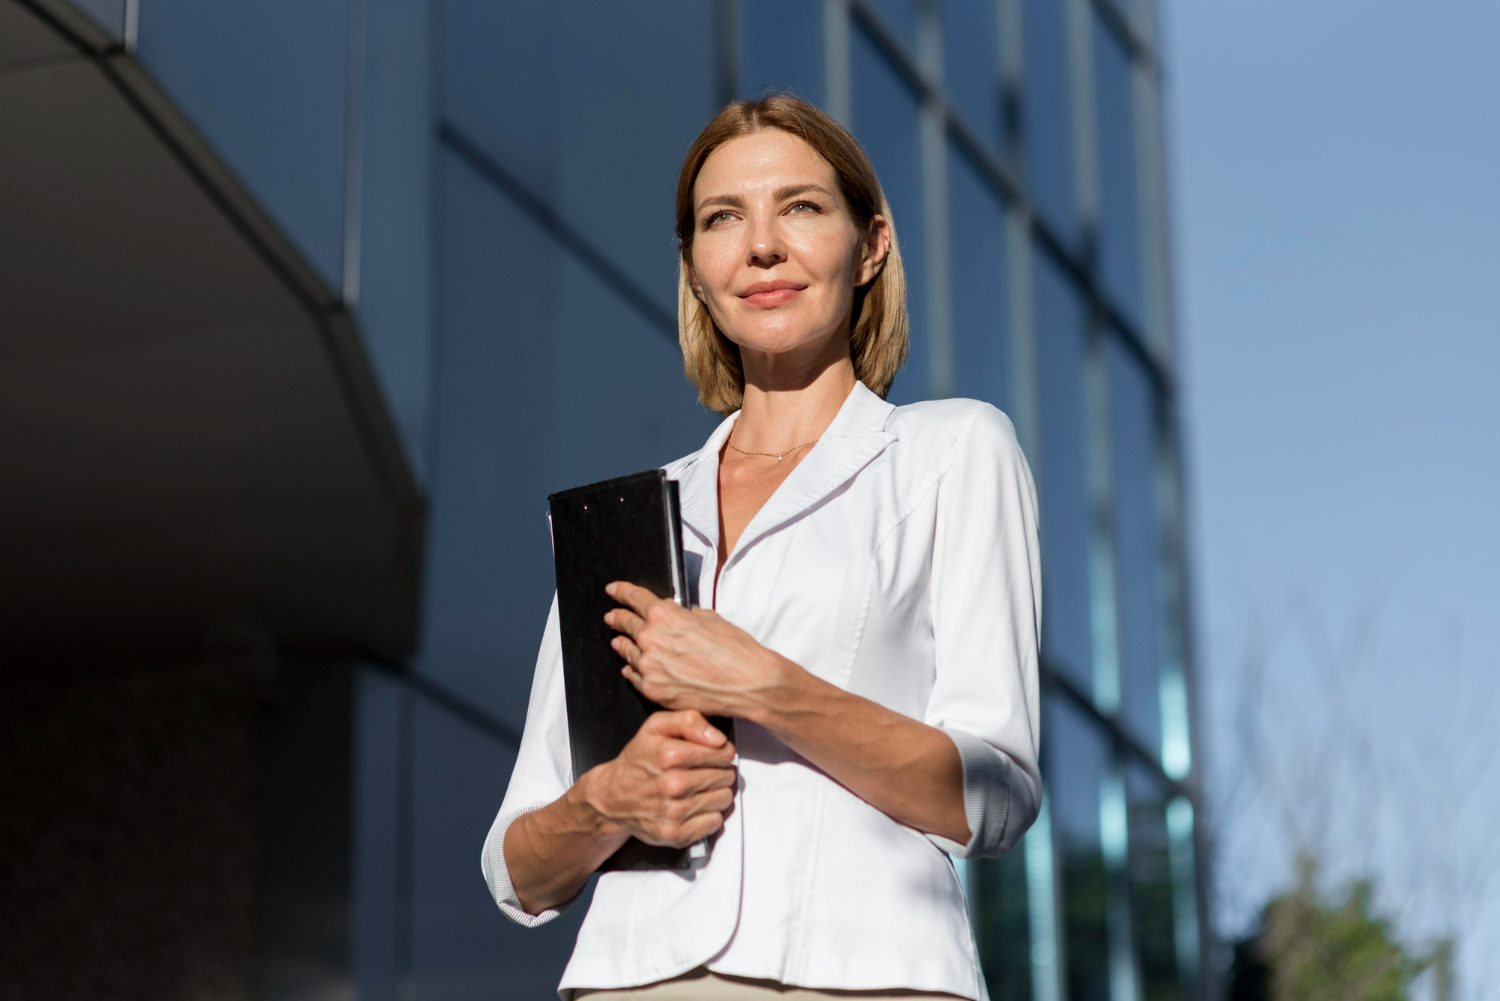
[923,406,1043,860]
[480,596,584,925]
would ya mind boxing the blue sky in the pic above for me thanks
[1164,0,1500,993]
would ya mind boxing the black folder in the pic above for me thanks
[547,469,728,871]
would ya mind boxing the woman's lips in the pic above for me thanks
[739,281,807,308]
[744,288,802,307]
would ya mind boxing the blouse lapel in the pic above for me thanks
[671,383,898,569]
[672,411,736,553]
[723,382,896,569]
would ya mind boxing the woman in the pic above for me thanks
[483,96,1041,1000]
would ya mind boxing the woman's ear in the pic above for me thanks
[686,262,704,300]
[856,216,891,286]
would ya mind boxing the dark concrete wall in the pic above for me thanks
[250,663,355,1001]
[0,652,366,1001]
[0,656,260,1000]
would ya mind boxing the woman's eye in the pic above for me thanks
[787,201,820,215]
[703,211,735,229]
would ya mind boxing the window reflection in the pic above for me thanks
[1126,764,1181,1001]
[136,0,351,288]
[852,28,929,404]
[423,152,714,727]
[1108,338,1162,754]
[442,0,559,200]
[948,146,1009,411]
[411,698,592,995]
[1021,0,1077,243]
[423,155,562,728]
[442,0,717,314]
[1034,249,1092,694]
[1047,698,1111,1001]
[972,843,1033,1001]
[867,0,920,48]
[942,0,1004,155]
[1093,13,1145,329]
[741,0,824,103]
[1166,797,1203,997]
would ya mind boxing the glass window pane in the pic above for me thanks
[741,0,823,103]
[443,0,717,314]
[136,0,350,287]
[1021,0,1077,243]
[1093,14,1145,329]
[972,843,1033,1001]
[553,255,718,490]
[359,0,436,479]
[424,154,560,729]
[1047,698,1110,1001]
[1108,338,1162,754]
[412,698,591,995]
[942,0,1004,155]
[868,0,919,49]
[1034,249,1091,693]
[948,147,1009,411]
[852,29,929,404]
[422,152,715,726]
[1126,764,1182,1001]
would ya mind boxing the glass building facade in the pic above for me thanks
[1,0,1207,998]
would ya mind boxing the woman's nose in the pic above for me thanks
[747,215,785,267]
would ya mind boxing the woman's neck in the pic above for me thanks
[734,343,857,452]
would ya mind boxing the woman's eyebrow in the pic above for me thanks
[697,194,745,213]
[773,183,835,201]
[696,184,836,214]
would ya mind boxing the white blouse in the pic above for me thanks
[482,382,1043,1000]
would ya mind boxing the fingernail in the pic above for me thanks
[605,583,617,596]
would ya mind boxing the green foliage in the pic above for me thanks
[1228,859,1453,1001]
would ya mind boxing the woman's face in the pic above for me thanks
[687,130,888,368]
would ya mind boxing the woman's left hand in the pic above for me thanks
[604,581,796,722]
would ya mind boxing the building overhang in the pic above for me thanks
[0,0,423,660]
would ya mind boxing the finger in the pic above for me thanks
[658,739,736,771]
[611,635,643,668]
[684,810,727,841]
[653,809,726,849]
[603,606,646,639]
[678,786,735,820]
[621,661,643,692]
[606,580,663,617]
[643,709,726,747]
[661,765,739,799]
[704,787,736,812]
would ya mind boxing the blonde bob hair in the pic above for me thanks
[675,95,909,415]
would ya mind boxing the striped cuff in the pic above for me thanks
[927,728,1013,859]
[484,805,586,927]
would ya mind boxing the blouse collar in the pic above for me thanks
[674,381,897,562]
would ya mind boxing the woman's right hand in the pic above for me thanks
[504,709,736,915]
[580,709,737,848]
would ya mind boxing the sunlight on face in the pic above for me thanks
[688,130,886,367]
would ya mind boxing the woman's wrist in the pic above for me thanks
[742,652,823,732]
[570,765,630,846]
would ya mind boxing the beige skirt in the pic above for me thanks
[573,968,965,999]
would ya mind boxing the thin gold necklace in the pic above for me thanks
[726,433,821,462]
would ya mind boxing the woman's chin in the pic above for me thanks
[728,324,847,362]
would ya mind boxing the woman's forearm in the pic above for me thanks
[503,709,739,915]
[748,659,970,845]
[504,773,628,915]
[602,586,967,845]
